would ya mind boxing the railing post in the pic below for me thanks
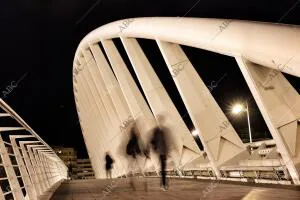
[20,142,42,196]
[10,137,36,200]
[0,135,23,199]
[33,148,50,189]
[40,153,54,186]
[27,146,47,193]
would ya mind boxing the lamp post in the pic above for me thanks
[232,101,252,144]
[245,102,252,144]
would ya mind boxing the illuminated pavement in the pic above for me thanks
[50,178,300,200]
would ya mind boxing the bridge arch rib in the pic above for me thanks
[73,17,300,185]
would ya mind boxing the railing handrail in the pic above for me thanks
[0,98,65,164]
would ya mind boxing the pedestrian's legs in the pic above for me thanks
[106,169,109,179]
[143,157,149,192]
[108,169,112,179]
[160,154,167,189]
[128,157,136,191]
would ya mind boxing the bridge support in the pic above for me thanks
[73,17,300,184]
[82,49,129,177]
[80,47,131,177]
[75,57,127,178]
[235,56,300,185]
[100,40,159,172]
[74,74,105,178]
[84,47,120,127]
[120,37,202,171]
[76,70,115,177]
[157,40,247,178]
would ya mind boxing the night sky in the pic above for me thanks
[1,0,299,158]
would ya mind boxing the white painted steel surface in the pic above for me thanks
[73,17,300,184]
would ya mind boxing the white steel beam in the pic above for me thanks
[100,40,159,171]
[235,56,300,185]
[157,40,246,177]
[120,37,202,171]
[75,18,300,78]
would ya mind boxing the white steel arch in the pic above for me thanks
[73,17,300,185]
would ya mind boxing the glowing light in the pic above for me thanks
[232,104,244,114]
[192,129,199,136]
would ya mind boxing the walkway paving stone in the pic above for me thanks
[51,178,300,200]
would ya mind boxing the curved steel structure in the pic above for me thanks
[73,17,300,185]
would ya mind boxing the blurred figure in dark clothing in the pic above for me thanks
[105,152,114,179]
[126,125,142,159]
[126,120,150,191]
[67,162,73,180]
[126,121,142,190]
[150,115,169,191]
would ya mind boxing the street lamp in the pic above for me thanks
[232,101,252,144]
[192,129,199,137]
[191,129,203,151]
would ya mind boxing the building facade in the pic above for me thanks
[53,146,77,166]
[53,147,95,179]
[75,159,95,179]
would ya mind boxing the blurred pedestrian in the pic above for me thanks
[105,152,114,179]
[150,115,169,191]
[67,163,73,180]
[126,122,141,159]
[126,121,142,190]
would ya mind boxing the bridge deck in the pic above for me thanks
[51,178,300,200]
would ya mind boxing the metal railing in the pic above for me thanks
[0,99,67,200]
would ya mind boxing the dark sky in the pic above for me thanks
[1,0,299,158]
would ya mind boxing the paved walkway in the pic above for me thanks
[51,178,300,200]
[39,181,63,200]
